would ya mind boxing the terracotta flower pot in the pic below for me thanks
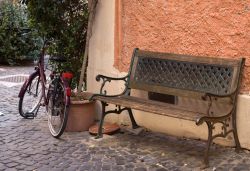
[65,100,95,132]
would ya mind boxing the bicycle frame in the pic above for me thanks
[18,40,73,138]
[18,42,72,111]
[18,46,46,101]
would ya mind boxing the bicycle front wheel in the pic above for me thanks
[19,74,42,118]
[47,80,69,138]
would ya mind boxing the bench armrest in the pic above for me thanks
[196,108,233,125]
[202,90,237,104]
[90,74,129,100]
[96,74,128,81]
[202,91,235,99]
[201,90,236,118]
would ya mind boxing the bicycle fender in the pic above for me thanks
[65,94,70,107]
[61,77,71,107]
[18,71,40,98]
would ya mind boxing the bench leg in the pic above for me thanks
[95,101,107,139]
[127,109,139,129]
[232,111,241,152]
[203,121,213,168]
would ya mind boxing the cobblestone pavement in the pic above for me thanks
[1,65,250,171]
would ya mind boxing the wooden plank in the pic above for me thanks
[136,50,243,66]
[129,82,232,103]
[128,54,139,87]
[93,95,206,121]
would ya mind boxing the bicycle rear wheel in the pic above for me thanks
[19,74,42,118]
[47,79,69,138]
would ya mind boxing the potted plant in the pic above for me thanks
[24,0,99,131]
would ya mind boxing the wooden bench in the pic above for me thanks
[87,48,245,167]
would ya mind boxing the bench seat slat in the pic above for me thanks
[93,95,205,121]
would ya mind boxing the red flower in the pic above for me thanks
[62,72,73,79]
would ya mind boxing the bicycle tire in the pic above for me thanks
[47,79,69,138]
[18,74,42,118]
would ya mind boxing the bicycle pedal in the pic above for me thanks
[24,112,35,119]
[40,103,46,106]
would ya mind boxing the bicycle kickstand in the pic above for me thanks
[24,104,41,119]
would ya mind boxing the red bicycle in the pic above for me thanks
[18,41,73,138]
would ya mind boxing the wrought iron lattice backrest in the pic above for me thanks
[129,49,244,97]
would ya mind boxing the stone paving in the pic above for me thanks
[1,65,250,171]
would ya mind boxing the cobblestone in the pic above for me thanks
[1,65,250,170]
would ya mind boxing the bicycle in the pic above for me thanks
[18,41,73,138]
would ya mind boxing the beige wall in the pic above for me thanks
[88,0,250,149]
[88,0,126,123]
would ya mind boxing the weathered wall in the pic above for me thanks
[88,0,250,149]
[115,0,250,92]
[87,0,127,123]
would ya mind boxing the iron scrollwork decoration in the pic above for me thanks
[94,74,130,96]
[202,114,233,143]
[201,90,236,120]
[105,104,129,115]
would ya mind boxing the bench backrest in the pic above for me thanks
[129,49,245,99]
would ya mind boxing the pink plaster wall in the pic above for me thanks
[114,0,250,92]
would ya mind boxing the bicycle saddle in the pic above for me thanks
[50,56,67,62]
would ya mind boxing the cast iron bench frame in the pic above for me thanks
[89,48,245,167]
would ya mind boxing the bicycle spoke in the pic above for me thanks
[47,80,69,138]
[19,75,43,118]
